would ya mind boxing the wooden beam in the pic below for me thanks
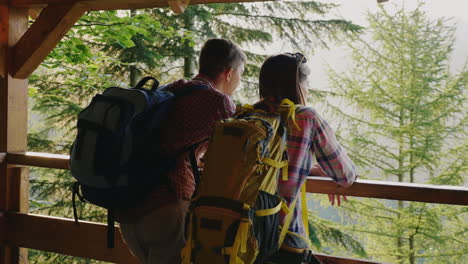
[306,177,468,206]
[5,152,468,206]
[315,253,389,264]
[11,0,76,8]
[4,212,139,263]
[0,4,29,264]
[12,0,276,11]
[2,213,385,264]
[27,8,42,19]
[91,0,276,10]
[11,3,86,79]
[0,5,30,263]
[7,152,69,170]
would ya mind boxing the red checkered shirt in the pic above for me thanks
[117,77,235,221]
[160,78,236,200]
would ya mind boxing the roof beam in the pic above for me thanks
[11,3,86,79]
[89,0,274,11]
[11,0,275,10]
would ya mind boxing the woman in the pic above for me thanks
[255,53,358,263]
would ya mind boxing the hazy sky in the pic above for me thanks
[270,0,468,91]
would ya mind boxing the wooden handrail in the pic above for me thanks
[0,212,386,264]
[6,152,468,206]
[2,212,138,263]
[3,152,465,263]
[306,177,468,206]
[7,152,69,170]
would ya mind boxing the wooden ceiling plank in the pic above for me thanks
[10,0,65,8]
[12,0,275,10]
[89,0,275,10]
[11,3,86,79]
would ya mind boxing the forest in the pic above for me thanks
[26,1,467,263]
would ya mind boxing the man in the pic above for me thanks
[118,38,246,264]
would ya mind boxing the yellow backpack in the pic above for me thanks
[182,99,314,264]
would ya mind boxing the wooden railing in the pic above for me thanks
[1,152,467,264]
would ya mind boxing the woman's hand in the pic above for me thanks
[309,164,327,176]
[328,194,347,206]
[310,164,349,206]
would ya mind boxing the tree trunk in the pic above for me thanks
[129,9,140,87]
[182,11,196,78]
[397,106,406,264]
[129,65,140,87]
[409,235,415,264]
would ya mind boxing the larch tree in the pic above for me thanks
[325,3,467,263]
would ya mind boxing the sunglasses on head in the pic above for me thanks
[286,52,307,64]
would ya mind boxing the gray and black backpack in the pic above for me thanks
[69,77,207,247]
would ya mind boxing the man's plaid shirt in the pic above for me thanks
[160,78,236,200]
[116,77,235,222]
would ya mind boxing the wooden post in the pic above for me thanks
[0,4,30,264]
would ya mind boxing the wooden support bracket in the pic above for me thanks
[168,0,191,14]
[28,7,43,19]
[11,3,86,79]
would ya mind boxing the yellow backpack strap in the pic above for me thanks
[255,200,282,217]
[278,193,300,249]
[280,98,301,131]
[261,158,289,181]
[222,248,245,264]
[243,104,255,111]
[301,183,311,248]
[181,213,193,264]
[225,204,250,264]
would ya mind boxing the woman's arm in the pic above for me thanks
[309,109,358,187]
[307,108,358,205]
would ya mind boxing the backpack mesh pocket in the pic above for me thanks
[253,191,281,263]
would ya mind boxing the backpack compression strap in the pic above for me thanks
[301,183,312,248]
[278,192,300,249]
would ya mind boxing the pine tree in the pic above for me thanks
[325,3,467,263]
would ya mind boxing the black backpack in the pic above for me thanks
[69,77,207,247]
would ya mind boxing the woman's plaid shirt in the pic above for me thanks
[280,106,357,236]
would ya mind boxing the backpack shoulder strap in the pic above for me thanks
[135,76,159,91]
[172,82,210,97]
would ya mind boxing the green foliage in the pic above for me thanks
[326,2,467,263]
[309,213,367,258]
[27,2,361,263]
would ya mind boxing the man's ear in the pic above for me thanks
[225,67,234,82]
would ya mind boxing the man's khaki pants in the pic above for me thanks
[119,200,190,264]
